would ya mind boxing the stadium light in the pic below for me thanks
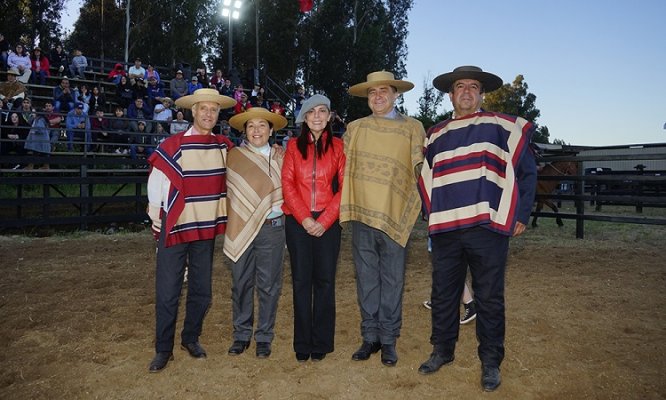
[222,0,243,73]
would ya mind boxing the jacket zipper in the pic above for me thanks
[311,137,317,211]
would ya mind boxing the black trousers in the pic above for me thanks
[430,226,509,368]
[285,215,341,354]
[154,234,214,353]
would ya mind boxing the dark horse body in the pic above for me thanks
[531,161,578,227]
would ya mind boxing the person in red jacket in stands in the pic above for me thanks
[30,47,50,85]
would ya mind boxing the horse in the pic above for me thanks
[531,160,578,228]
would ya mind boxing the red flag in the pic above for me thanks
[299,0,313,12]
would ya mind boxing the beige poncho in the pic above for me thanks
[339,113,425,247]
[223,146,283,262]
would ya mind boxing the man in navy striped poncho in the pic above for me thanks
[416,66,537,392]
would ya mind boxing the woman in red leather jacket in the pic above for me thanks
[281,94,345,363]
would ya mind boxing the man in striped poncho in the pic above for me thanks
[416,66,537,392]
[145,89,236,373]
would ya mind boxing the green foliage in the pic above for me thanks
[0,0,65,49]
[414,74,446,131]
[483,75,550,143]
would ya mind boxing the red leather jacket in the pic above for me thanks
[281,131,345,230]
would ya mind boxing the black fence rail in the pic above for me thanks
[0,154,148,231]
[533,150,666,238]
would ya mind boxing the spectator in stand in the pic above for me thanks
[187,76,203,95]
[18,98,35,127]
[252,93,269,110]
[90,108,111,152]
[0,68,26,109]
[116,75,134,109]
[7,44,32,83]
[330,110,346,137]
[270,100,285,116]
[210,69,224,90]
[170,70,188,100]
[50,44,68,75]
[133,77,148,101]
[146,76,165,109]
[0,33,9,70]
[281,129,293,148]
[144,63,160,83]
[89,86,106,112]
[69,49,88,80]
[128,120,154,160]
[153,97,173,130]
[1,112,28,165]
[24,104,55,168]
[220,79,233,97]
[127,97,153,133]
[128,58,146,81]
[65,103,91,151]
[29,47,50,85]
[107,63,126,84]
[233,92,252,115]
[233,84,244,103]
[109,106,130,153]
[77,84,91,113]
[53,77,78,113]
[43,101,63,151]
[170,110,189,135]
[153,120,168,145]
[195,66,208,88]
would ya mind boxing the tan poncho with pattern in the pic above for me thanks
[339,113,426,247]
[223,146,283,262]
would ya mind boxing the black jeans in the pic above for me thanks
[285,214,341,354]
[430,226,509,367]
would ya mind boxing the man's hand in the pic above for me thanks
[513,221,527,237]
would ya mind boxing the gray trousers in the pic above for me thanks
[230,223,285,343]
[351,221,406,345]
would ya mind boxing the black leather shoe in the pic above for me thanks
[228,340,250,356]
[311,352,326,362]
[181,342,207,359]
[256,342,272,358]
[418,352,454,375]
[149,352,173,373]
[481,365,501,392]
[380,344,398,367]
[351,341,381,361]
[296,352,310,362]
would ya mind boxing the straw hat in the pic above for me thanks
[432,66,503,93]
[174,88,236,109]
[7,68,20,76]
[229,107,288,132]
[348,71,414,97]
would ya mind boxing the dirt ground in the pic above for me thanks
[0,219,664,400]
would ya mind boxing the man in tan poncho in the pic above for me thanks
[341,71,426,367]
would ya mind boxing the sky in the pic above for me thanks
[61,0,666,146]
[401,0,666,146]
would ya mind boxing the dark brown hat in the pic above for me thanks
[433,66,503,93]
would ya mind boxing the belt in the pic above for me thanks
[264,215,284,227]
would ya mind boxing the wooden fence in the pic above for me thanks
[534,151,666,238]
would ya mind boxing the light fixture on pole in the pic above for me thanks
[222,0,242,74]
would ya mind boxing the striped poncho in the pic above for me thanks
[418,112,536,237]
[148,130,233,247]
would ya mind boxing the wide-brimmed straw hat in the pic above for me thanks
[296,94,331,124]
[348,71,414,97]
[229,107,288,132]
[6,68,20,76]
[433,66,503,93]
[174,88,236,109]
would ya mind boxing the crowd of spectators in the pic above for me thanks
[0,38,317,168]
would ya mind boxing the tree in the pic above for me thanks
[414,74,446,131]
[483,74,550,143]
[0,0,65,49]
